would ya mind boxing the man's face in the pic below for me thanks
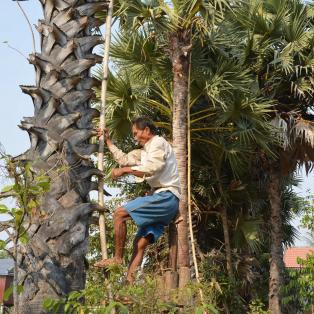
[132,125,152,146]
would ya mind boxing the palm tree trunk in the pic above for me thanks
[268,165,283,314]
[170,30,191,287]
[164,222,179,290]
[16,1,108,312]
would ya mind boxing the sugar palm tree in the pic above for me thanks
[227,0,314,312]
[14,1,109,312]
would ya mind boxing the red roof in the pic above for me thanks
[283,247,314,268]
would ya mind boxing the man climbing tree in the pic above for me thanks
[95,116,180,283]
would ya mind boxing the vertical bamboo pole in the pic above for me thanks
[187,36,203,302]
[98,0,114,260]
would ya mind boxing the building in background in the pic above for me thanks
[0,258,13,313]
[284,247,314,268]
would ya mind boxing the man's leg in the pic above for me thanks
[95,207,130,267]
[126,234,153,283]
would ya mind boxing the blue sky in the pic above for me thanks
[0,1,41,156]
[0,1,312,245]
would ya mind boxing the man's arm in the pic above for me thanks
[111,167,145,180]
[108,144,141,167]
[98,128,141,166]
[111,139,166,180]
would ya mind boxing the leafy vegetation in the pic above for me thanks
[282,193,314,313]
[0,152,50,313]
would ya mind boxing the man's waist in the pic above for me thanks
[152,186,181,199]
[151,185,179,191]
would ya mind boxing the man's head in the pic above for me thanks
[131,116,158,146]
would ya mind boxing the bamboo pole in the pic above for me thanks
[98,0,114,260]
[187,36,204,302]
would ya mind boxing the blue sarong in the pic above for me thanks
[124,191,179,243]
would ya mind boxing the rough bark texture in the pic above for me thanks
[268,165,283,314]
[168,222,178,271]
[170,31,191,287]
[164,222,179,290]
[16,1,108,312]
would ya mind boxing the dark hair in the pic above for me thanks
[131,116,159,135]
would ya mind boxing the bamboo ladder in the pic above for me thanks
[97,0,114,261]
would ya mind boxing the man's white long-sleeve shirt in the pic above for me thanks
[109,136,181,199]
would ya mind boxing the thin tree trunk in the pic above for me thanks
[16,1,108,312]
[214,165,233,280]
[170,30,191,287]
[220,206,233,279]
[268,165,283,314]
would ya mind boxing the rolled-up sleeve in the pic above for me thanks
[131,140,166,176]
[109,144,141,166]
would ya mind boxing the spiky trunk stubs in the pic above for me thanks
[16,1,108,312]
[170,31,191,288]
[268,165,283,314]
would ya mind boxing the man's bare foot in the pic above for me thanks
[94,258,123,268]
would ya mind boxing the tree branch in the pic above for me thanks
[15,0,36,54]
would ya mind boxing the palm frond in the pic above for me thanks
[293,118,314,148]
[94,70,152,139]
[116,0,177,32]
[110,30,170,83]
[234,215,264,253]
